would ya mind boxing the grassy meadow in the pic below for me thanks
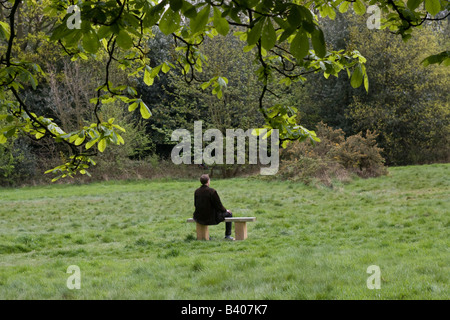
[0,164,448,299]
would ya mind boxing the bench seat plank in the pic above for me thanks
[186,217,256,240]
[186,217,256,223]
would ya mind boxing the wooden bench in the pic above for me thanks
[186,217,256,240]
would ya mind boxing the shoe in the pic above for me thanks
[224,235,235,241]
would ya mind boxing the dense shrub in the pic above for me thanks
[330,130,387,178]
[279,122,387,185]
[0,138,37,186]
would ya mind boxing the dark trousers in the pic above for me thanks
[224,211,232,236]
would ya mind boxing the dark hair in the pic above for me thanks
[200,174,210,185]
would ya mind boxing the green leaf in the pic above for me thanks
[217,77,227,87]
[353,0,366,15]
[101,96,116,104]
[113,124,126,132]
[117,133,125,145]
[85,138,99,150]
[150,64,162,78]
[425,0,441,15]
[98,138,107,152]
[5,127,16,138]
[161,62,170,73]
[169,0,183,11]
[190,4,210,34]
[51,176,63,182]
[321,4,336,20]
[216,88,223,99]
[243,44,255,52]
[29,74,37,90]
[297,5,314,24]
[140,101,152,119]
[290,31,309,61]
[213,7,229,36]
[144,1,166,27]
[69,134,78,143]
[328,5,336,20]
[0,134,6,144]
[311,28,326,58]
[407,0,423,10]
[182,2,197,19]
[97,25,112,40]
[350,63,364,88]
[247,17,265,46]
[339,1,350,13]
[35,131,45,139]
[287,6,302,28]
[421,51,450,66]
[144,66,154,86]
[364,73,369,92]
[0,21,10,40]
[64,29,82,47]
[159,8,181,35]
[116,30,133,50]
[278,27,295,43]
[50,22,73,41]
[261,19,277,51]
[111,131,118,144]
[74,135,86,146]
[82,31,100,53]
[128,102,139,112]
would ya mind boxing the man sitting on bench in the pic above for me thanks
[193,174,234,240]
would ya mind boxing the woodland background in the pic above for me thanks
[0,5,448,186]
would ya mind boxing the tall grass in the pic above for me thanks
[0,164,448,299]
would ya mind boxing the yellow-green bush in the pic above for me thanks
[279,122,387,184]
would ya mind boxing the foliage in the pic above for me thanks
[283,12,448,165]
[1,0,448,180]
[331,129,387,178]
[0,136,36,185]
[144,30,266,176]
[280,122,386,184]
[345,18,450,165]
[93,101,152,163]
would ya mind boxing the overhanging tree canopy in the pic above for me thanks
[0,0,448,180]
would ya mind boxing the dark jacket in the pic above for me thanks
[193,185,227,225]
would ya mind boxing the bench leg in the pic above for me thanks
[234,222,247,240]
[196,223,209,240]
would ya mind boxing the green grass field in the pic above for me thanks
[0,164,448,299]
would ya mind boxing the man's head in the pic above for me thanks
[200,174,210,186]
